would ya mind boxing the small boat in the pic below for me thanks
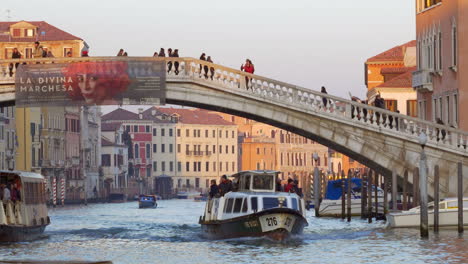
[387,198,468,228]
[199,170,308,241]
[138,195,158,208]
[108,193,127,203]
[194,194,208,202]
[0,170,50,242]
[317,178,385,217]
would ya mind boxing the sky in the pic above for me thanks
[1,0,415,113]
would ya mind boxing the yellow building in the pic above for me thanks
[0,21,87,59]
[15,107,41,172]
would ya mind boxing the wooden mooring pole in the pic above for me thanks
[341,170,346,220]
[392,170,397,211]
[361,171,367,219]
[314,165,321,217]
[368,170,373,223]
[347,170,352,222]
[383,174,388,215]
[458,162,464,234]
[434,165,439,233]
[403,170,408,211]
[375,172,379,218]
[420,149,429,238]
[413,168,420,208]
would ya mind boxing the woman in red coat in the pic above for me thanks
[241,59,255,89]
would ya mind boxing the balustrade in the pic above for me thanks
[1,56,467,153]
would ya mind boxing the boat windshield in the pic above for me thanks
[263,197,288,209]
[252,174,274,191]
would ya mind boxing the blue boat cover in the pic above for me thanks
[325,178,362,200]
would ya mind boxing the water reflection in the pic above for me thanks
[0,200,467,264]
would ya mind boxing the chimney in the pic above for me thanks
[138,108,143,119]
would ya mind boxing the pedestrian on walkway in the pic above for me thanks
[9,48,22,77]
[207,56,215,80]
[321,86,328,107]
[167,48,173,73]
[241,59,255,89]
[199,53,208,78]
[158,48,166,57]
[173,49,180,75]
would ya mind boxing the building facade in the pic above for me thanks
[413,0,467,130]
[365,41,418,116]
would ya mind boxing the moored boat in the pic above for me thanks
[138,195,157,208]
[108,193,127,203]
[0,170,50,242]
[317,178,385,217]
[387,198,468,228]
[199,170,308,241]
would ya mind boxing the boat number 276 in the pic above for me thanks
[265,216,292,227]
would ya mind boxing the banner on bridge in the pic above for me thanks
[15,60,166,107]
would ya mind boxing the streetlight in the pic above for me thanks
[419,131,428,238]
[313,153,320,217]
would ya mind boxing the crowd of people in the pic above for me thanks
[0,182,21,209]
[207,175,303,199]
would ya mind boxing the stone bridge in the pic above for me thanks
[1,57,467,197]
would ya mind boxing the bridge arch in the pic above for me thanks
[1,57,467,196]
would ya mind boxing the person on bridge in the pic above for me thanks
[374,93,386,124]
[321,86,328,107]
[158,48,166,57]
[8,48,22,77]
[117,49,124,56]
[153,52,158,57]
[199,53,208,78]
[33,41,44,59]
[207,56,214,79]
[173,49,180,75]
[167,48,173,73]
[241,59,255,89]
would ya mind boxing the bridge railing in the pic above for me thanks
[1,57,467,153]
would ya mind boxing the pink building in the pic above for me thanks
[413,0,468,130]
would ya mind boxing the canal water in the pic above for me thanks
[1,200,467,264]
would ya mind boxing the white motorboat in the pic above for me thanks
[387,198,468,228]
[317,178,385,217]
[199,170,308,241]
[0,170,50,242]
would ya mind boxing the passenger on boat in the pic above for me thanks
[11,183,21,203]
[276,178,284,192]
[284,179,295,193]
[218,175,233,196]
[2,183,11,203]
[209,180,219,198]
[293,180,303,197]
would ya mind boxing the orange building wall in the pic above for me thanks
[241,138,276,171]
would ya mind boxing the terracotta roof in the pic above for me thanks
[101,108,138,121]
[0,21,82,42]
[101,137,114,147]
[381,67,414,75]
[367,40,416,63]
[101,122,122,131]
[377,67,416,88]
[141,108,175,123]
[155,107,235,125]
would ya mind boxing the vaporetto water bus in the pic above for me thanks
[199,170,308,241]
[0,170,50,242]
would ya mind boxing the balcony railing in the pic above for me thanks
[186,151,212,156]
[412,69,433,92]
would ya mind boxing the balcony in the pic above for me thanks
[412,69,433,93]
[186,151,212,156]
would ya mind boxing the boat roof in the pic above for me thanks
[230,170,280,177]
[0,170,44,182]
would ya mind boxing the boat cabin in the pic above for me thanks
[0,170,49,227]
[202,170,306,222]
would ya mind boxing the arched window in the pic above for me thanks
[135,144,139,158]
